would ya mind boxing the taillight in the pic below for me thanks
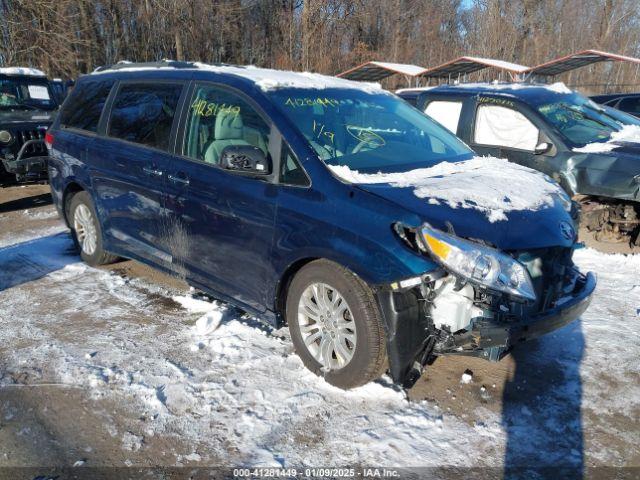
[45,132,54,150]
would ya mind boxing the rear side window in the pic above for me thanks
[474,104,539,151]
[108,83,183,151]
[60,80,114,133]
[424,100,463,134]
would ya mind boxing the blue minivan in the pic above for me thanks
[46,61,596,389]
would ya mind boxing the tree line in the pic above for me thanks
[1,0,639,93]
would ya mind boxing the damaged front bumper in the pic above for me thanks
[376,269,596,388]
[441,271,596,358]
[1,139,49,183]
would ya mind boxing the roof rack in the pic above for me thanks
[92,60,200,73]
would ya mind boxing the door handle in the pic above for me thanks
[168,173,190,186]
[143,166,164,177]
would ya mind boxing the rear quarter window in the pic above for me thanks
[60,80,114,133]
[108,83,183,151]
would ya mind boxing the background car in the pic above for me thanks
[0,67,57,185]
[398,83,640,246]
[591,92,640,118]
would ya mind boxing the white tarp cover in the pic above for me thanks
[474,104,539,151]
[425,101,463,133]
[27,85,50,100]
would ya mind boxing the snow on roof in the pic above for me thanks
[528,49,640,76]
[573,124,640,153]
[92,61,384,93]
[395,86,435,94]
[337,61,427,81]
[448,81,573,94]
[420,56,530,78]
[329,156,566,223]
[0,67,47,77]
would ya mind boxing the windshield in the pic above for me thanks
[0,77,57,111]
[534,92,624,147]
[268,88,472,173]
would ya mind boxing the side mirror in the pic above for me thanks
[534,142,552,155]
[220,145,271,176]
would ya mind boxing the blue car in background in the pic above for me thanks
[397,83,640,246]
[46,62,595,389]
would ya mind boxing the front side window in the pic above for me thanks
[280,142,309,186]
[474,104,540,151]
[0,77,57,110]
[183,84,270,165]
[60,80,114,132]
[108,83,183,150]
[424,100,463,134]
[267,88,471,174]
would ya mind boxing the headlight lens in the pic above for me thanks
[0,130,12,144]
[420,224,536,301]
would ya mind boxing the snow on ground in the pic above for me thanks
[0,229,499,466]
[0,217,638,467]
[329,156,568,222]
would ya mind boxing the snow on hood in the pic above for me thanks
[573,124,640,153]
[92,61,383,93]
[329,156,567,223]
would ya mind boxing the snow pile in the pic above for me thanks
[329,156,566,222]
[573,124,640,153]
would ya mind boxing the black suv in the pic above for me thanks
[0,67,58,185]
[398,83,640,246]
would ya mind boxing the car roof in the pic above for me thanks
[400,82,576,102]
[84,60,386,94]
[0,67,47,78]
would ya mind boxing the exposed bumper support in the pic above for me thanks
[377,270,596,389]
[2,140,48,182]
[464,271,596,352]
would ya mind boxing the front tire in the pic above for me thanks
[286,260,387,389]
[68,191,118,266]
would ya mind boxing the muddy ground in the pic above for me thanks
[0,184,638,475]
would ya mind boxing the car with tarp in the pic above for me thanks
[398,82,640,246]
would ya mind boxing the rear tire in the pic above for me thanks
[286,259,387,389]
[68,191,118,266]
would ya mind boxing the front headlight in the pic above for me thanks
[0,130,12,145]
[419,224,536,302]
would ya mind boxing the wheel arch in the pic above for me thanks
[274,256,320,325]
[62,181,86,226]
